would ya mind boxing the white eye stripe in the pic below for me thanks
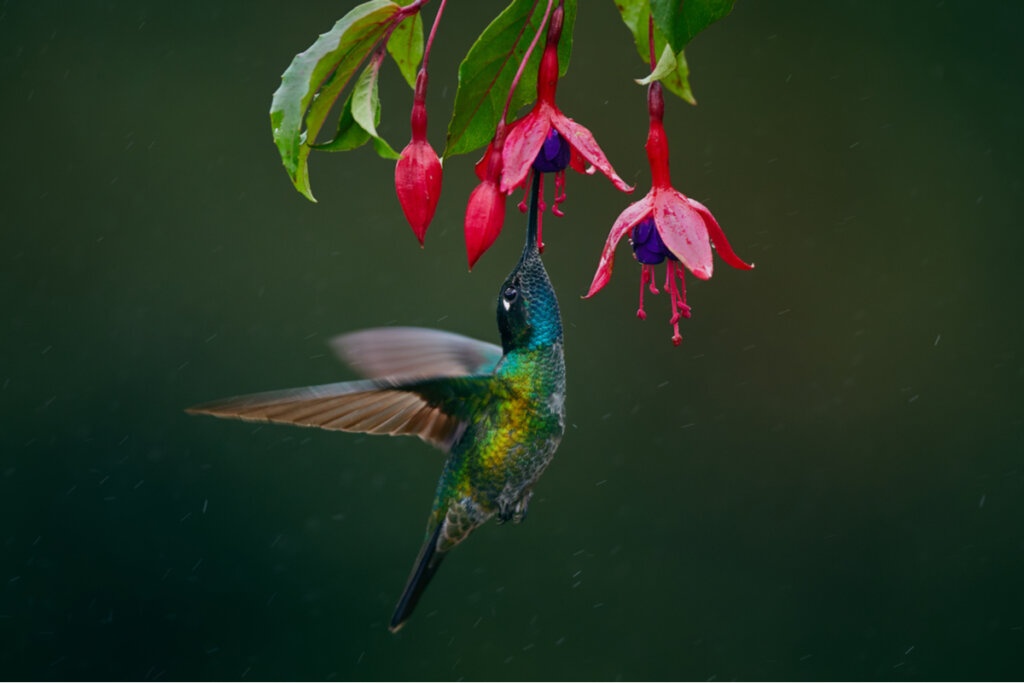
[502,298,512,311]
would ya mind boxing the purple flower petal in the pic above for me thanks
[631,217,678,265]
[532,129,571,173]
[584,195,655,298]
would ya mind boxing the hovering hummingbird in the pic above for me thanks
[187,173,565,632]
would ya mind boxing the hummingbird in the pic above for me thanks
[187,172,565,632]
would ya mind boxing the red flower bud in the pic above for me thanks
[464,179,506,270]
[395,70,442,245]
[464,123,509,269]
[395,141,442,245]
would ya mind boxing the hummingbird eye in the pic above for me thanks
[501,285,518,311]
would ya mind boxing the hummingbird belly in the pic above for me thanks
[470,380,565,521]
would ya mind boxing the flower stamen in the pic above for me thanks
[677,263,692,319]
[552,170,566,216]
[637,264,652,320]
[648,270,660,295]
[517,170,532,213]
[666,263,683,345]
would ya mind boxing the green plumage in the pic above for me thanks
[391,172,565,630]
[187,173,566,632]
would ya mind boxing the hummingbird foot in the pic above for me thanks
[496,491,533,525]
[513,491,533,524]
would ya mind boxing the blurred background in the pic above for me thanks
[2,0,1022,679]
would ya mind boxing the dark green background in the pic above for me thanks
[2,0,1022,679]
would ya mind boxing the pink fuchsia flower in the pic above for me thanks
[585,82,753,346]
[500,4,631,196]
[395,70,443,245]
[476,4,632,223]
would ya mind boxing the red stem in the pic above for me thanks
[500,0,555,125]
[648,14,656,69]
[421,0,447,73]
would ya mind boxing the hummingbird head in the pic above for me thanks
[497,176,563,354]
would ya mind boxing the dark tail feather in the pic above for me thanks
[389,521,446,633]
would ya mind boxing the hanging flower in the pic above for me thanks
[464,122,509,269]
[475,3,632,218]
[395,69,443,245]
[585,82,753,345]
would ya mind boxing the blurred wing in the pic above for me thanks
[187,376,497,453]
[329,327,503,380]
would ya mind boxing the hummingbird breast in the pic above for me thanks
[465,341,566,520]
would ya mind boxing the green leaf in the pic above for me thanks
[443,0,577,158]
[316,84,399,159]
[614,0,696,105]
[387,10,423,89]
[671,49,694,105]
[650,0,735,54]
[635,43,676,85]
[314,91,371,152]
[351,57,400,158]
[317,62,401,159]
[371,135,401,160]
[270,0,400,201]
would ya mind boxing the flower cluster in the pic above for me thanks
[275,0,753,345]
[464,2,632,268]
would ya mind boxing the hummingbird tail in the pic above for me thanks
[389,520,447,633]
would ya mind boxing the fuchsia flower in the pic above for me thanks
[498,4,632,201]
[467,2,632,260]
[395,70,443,245]
[585,82,753,346]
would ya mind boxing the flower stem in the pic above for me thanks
[500,0,555,125]
[421,0,447,73]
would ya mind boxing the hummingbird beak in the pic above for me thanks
[521,172,542,262]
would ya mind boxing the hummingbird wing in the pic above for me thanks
[186,375,498,452]
[328,327,503,380]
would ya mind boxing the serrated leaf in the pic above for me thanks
[387,10,423,89]
[650,0,735,54]
[270,0,400,201]
[635,44,677,85]
[443,0,577,159]
[614,0,696,105]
